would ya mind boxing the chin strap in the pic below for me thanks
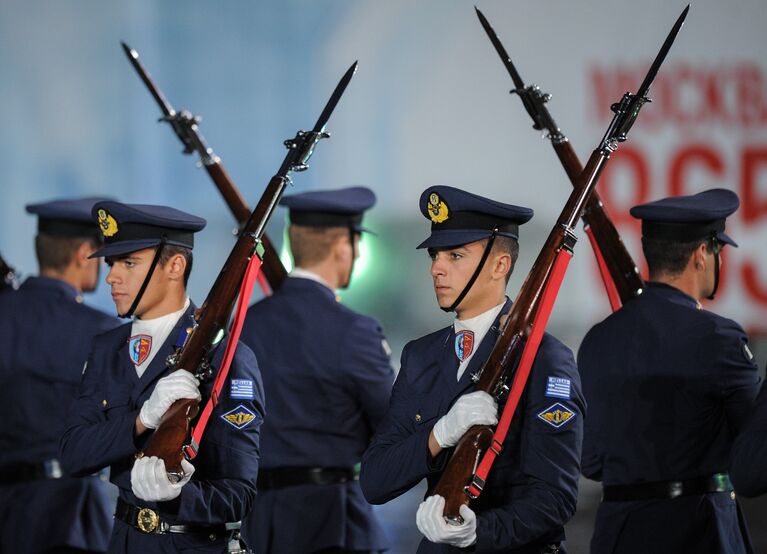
[441,230,498,313]
[707,237,722,301]
[119,238,167,319]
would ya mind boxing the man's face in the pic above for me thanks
[80,240,102,293]
[702,242,722,297]
[429,239,495,311]
[338,232,360,289]
[105,247,169,317]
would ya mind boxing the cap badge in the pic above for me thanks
[428,193,449,224]
[97,209,118,237]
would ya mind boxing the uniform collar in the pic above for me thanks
[21,276,82,302]
[285,271,338,301]
[646,281,701,309]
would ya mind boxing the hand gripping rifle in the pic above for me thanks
[475,7,652,311]
[433,6,688,522]
[138,62,358,480]
[121,42,287,294]
[0,253,19,291]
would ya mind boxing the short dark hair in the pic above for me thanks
[159,245,193,286]
[642,237,712,278]
[288,225,349,267]
[35,233,95,271]
[492,236,519,284]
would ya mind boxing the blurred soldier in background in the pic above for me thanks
[579,189,760,554]
[0,197,117,553]
[241,187,394,554]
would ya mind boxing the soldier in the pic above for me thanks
[59,201,264,553]
[0,197,117,554]
[360,185,585,553]
[578,189,760,554]
[240,186,394,553]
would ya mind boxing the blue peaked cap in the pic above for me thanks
[417,185,533,249]
[89,201,207,258]
[630,188,739,247]
[280,186,376,233]
[26,196,112,238]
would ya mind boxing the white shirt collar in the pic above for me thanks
[290,267,335,293]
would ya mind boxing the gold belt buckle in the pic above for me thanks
[137,507,160,533]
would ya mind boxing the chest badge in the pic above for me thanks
[221,404,257,430]
[455,330,475,362]
[129,334,152,366]
[537,402,576,429]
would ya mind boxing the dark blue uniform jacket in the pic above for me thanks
[361,299,585,553]
[60,303,265,553]
[578,282,760,554]
[731,380,767,498]
[0,276,117,553]
[240,276,394,553]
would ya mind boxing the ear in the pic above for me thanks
[692,242,708,271]
[74,241,95,268]
[491,249,512,282]
[165,253,187,283]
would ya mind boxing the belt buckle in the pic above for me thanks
[137,507,160,533]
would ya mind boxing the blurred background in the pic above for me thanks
[1,0,766,551]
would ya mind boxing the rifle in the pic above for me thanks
[121,42,287,294]
[434,6,688,521]
[139,62,358,480]
[0,253,18,292]
[475,7,645,311]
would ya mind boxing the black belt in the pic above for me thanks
[0,459,62,485]
[115,497,239,537]
[602,473,733,502]
[257,466,359,490]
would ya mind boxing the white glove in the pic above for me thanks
[131,456,195,502]
[416,495,477,548]
[432,391,498,448]
[139,370,201,429]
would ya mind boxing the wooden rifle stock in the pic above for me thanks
[433,152,608,520]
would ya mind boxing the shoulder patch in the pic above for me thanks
[545,376,571,399]
[230,379,255,400]
[537,402,576,429]
[220,404,257,430]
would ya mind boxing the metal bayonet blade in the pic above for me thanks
[634,4,689,99]
[311,61,358,134]
[121,41,176,118]
[475,7,526,90]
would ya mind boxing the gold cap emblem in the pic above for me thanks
[428,193,449,224]
[97,209,118,238]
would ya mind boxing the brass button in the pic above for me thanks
[415,413,422,423]
[730,491,736,500]
[101,399,108,407]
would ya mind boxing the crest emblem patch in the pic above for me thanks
[128,334,152,366]
[428,192,449,224]
[221,404,257,430]
[97,209,118,237]
[537,402,576,429]
[455,330,474,362]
